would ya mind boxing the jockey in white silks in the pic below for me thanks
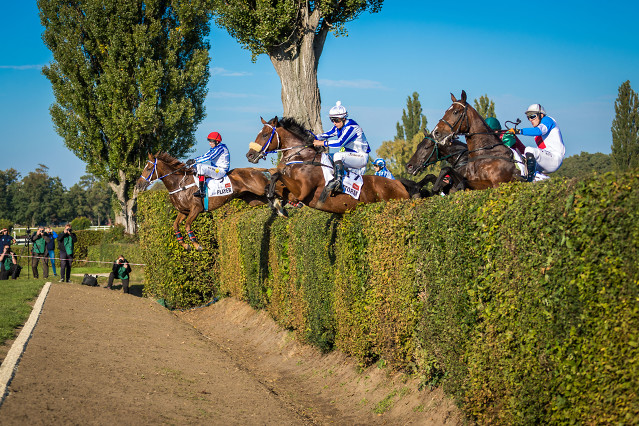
[186,131,230,198]
[312,101,371,192]
[508,104,565,182]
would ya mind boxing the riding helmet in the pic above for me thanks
[207,131,222,142]
[525,104,546,116]
[373,158,386,168]
[485,117,501,131]
[329,101,348,119]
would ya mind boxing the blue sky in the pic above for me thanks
[2,1,638,187]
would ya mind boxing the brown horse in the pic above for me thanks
[246,117,410,214]
[431,90,523,189]
[136,152,286,251]
[406,135,469,194]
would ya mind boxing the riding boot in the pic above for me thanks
[193,176,206,198]
[326,160,345,193]
[525,153,537,182]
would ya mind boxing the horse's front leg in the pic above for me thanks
[184,203,205,252]
[173,212,192,250]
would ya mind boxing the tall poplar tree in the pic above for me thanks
[212,0,383,134]
[395,92,427,141]
[611,80,639,172]
[38,0,211,232]
[473,94,495,119]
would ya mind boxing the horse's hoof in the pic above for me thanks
[184,245,191,251]
[196,246,203,252]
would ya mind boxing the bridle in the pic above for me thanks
[417,136,468,171]
[140,158,190,185]
[437,101,470,143]
[250,123,314,163]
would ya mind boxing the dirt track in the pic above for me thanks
[0,283,462,425]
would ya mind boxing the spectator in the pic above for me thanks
[0,244,21,280]
[30,227,50,279]
[105,255,132,294]
[57,224,77,283]
[45,227,58,277]
[0,228,15,248]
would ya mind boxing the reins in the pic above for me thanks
[140,158,193,189]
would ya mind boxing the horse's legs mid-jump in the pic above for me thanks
[172,204,205,252]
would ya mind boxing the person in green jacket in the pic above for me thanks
[0,244,21,280]
[57,224,77,283]
[105,255,132,294]
[30,227,50,279]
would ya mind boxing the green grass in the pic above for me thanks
[0,279,46,343]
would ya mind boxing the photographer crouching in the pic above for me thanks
[0,244,22,280]
[105,255,132,293]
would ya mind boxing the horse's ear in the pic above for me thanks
[261,117,267,125]
[461,90,467,103]
[273,116,279,126]
[148,152,154,160]
[450,92,457,102]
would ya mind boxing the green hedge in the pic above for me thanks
[87,242,142,268]
[137,171,639,424]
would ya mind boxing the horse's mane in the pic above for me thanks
[276,117,316,144]
[156,152,195,174]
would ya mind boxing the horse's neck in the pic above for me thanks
[161,168,192,190]
[467,112,500,150]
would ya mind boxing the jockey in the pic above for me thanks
[313,101,371,192]
[186,131,230,198]
[372,158,395,179]
[509,104,565,182]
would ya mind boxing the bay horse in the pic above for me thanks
[406,135,470,194]
[431,90,523,189]
[136,152,286,251]
[246,117,410,214]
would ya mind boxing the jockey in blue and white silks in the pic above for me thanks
[186,131,230,198]
[314,101,371,174]
[373,158,395,179]
[509,104,565,182]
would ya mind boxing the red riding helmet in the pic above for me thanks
[207,131,222,142]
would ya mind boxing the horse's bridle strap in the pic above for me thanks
[168,183,197,194]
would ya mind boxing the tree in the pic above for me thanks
[554,152,613,179]
[38,0,212,233]
[11,165,65,227]
[473,94,495,119]
[611,80,639,172]
[395,92,428,141]
[0,168,20,221]
[212,1,383,133]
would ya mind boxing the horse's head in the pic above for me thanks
[406,135,439,175]
[246,117,281,164]
[432,90,471,145]
[136,152,159,191]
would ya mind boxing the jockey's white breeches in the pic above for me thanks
[524,147,563,174]
[333,151,369,175]
[196,164,227,179]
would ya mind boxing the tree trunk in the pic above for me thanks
[268,8,329,135]
[109,170,139,234]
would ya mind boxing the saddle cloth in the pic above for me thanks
[193,175,233,197]
[320,153,363,200]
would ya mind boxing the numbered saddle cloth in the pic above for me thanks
[204,175,233,196]
[342,172,363,199]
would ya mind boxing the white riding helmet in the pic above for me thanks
[525,104,546,116]
[329,101,348,119]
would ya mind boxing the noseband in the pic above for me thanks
[249,124,281,161]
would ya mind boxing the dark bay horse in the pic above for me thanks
[431,90,523,189]
[246,117,410,214]
[136,152,286,251]
[406,136,469,194]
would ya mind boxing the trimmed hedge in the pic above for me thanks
[137,171,639,424]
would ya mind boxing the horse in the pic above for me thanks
[136,152,287,251]
[431,90,523,190]
[406,135,470,194]
[246,117,411,214]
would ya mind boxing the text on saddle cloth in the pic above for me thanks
[193,175,233,197]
